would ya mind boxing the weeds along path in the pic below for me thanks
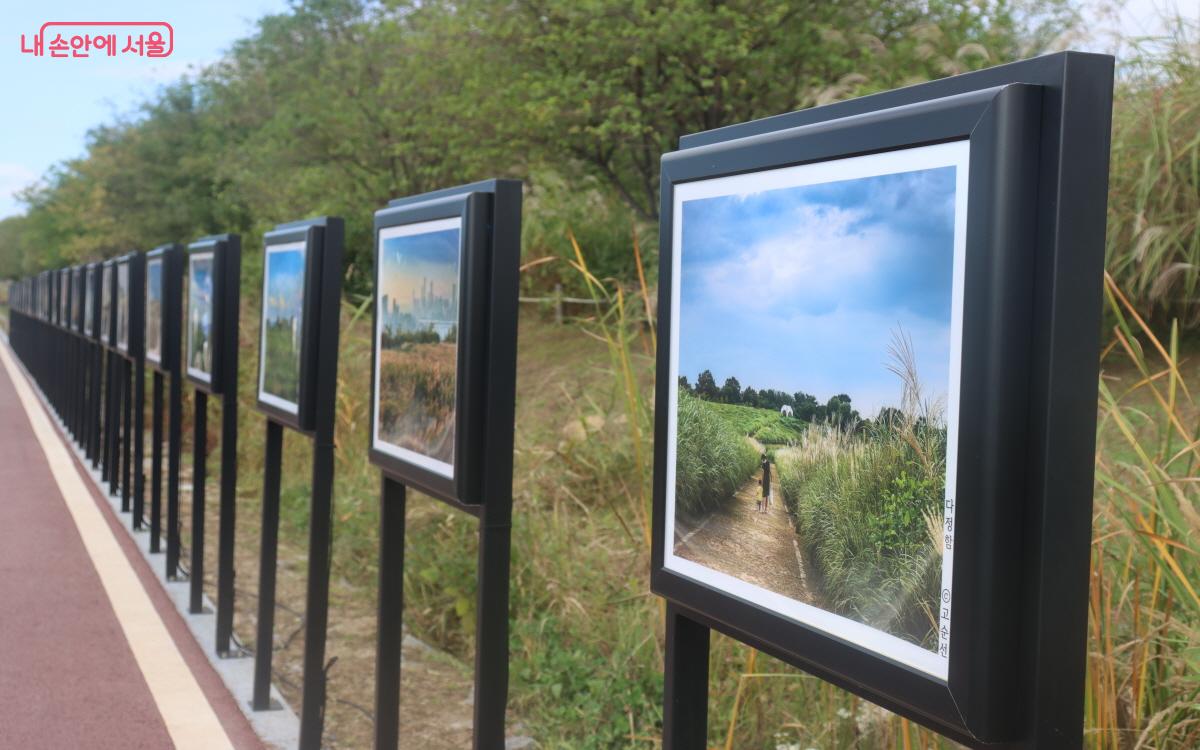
[674,449,819,606]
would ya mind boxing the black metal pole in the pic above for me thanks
[473,512,511,749]
[133,352,146,529]
[89,342,101,467]
[65,335,75,439]
[102,351,112,484]
[150,371,163,554]
[215,389,238,653]
[662,604,710,750]
[166,366,183,579]
[216,238,241,657]
[107,353,120,495]
[297,220,344,750]
[190,389,208,614]
[373,477,406,750]
[253,419,284,711]
[121,358,132,513]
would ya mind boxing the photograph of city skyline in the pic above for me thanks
[374,218,462,475]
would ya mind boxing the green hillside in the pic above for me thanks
[698,399,807,445]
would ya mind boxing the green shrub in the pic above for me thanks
[1106,23,1200,327]
[675,388,760,516]
[777,422,944,648]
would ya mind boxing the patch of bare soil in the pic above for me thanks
[170,455,482,749]
[673,459,819,607]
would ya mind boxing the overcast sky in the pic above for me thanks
[0,1,1196,220]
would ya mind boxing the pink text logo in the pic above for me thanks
[20,22,174,59]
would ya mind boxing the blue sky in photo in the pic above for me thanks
[147,259,161,303]
[265,248,304,324]
[189,257,213,333]
[380,227,460,314]
[678,165,957,417]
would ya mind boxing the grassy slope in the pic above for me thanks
[675,390,760,516]
[701,399,807,444]
[165,286,1200,748]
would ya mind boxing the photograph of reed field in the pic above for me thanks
[374,222,461,469]
[671,156,959,655]
[145,259,161,362]
[116,262,129,350]
[188,254,215,377]
[259,245,305,406]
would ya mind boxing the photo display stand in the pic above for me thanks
[250,216,343,750]
[112,253,144,520]
[183,235,242,656]
[99,260,119,497]
[652,52,1114,748]
[69,266,85,444]
[368,178,521,750]
[144,244,184,567]
[85,263,102,470]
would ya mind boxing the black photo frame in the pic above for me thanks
[72,266,84,333]
[368,190,490,505]
[100,260,115,348]
[85,263,99,340]
[115,255,132,356]
[652,52,1114,748]
[145,251,165,369]
[185,237,229,394]
[58,268,70,328]
[144,244,182,374]
[255,222,325,432]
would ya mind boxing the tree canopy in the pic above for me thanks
[0,0,1072,295]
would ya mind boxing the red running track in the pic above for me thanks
[0,347,262,750]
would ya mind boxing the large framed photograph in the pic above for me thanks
[145,255,163,366]
[256,225,322,431]
[100,261,114,347]
[116,257,131,354]
[186,242,221,392]
[653,81,1059,744]
[368,191,489,503]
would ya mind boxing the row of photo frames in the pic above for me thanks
[31,185,508,515]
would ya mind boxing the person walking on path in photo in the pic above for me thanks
[759,453,771,513]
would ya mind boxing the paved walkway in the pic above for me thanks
[0,340,262,750]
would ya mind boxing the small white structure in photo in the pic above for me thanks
[779,404,794,417]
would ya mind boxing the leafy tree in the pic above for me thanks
[793,392,820,421]
[462,0,1049,218]
[720,376,742,404]
[741,387,759,408]
[695,369,718,400]
[678,375,691,392]
[825,394,861,429]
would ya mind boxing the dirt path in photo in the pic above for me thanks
[674,449,819,606]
